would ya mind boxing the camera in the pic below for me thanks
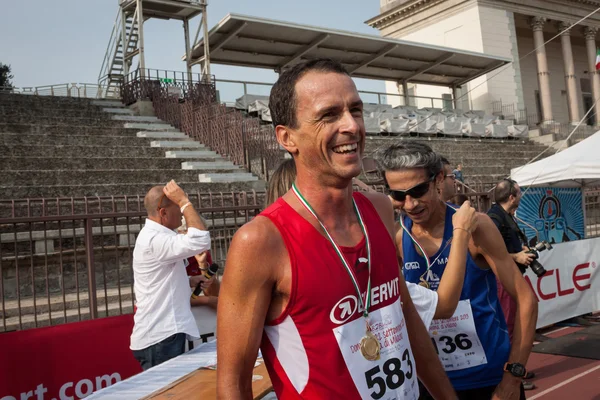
[524,241,553,277]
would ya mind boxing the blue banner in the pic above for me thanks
[516,187,584,245]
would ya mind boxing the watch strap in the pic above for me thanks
[503,362,527,378]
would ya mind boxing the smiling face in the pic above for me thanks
[276,71,365,185]
[384,168,443,224]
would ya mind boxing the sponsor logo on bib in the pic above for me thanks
[404,262,420,270]
[329,278,400,325]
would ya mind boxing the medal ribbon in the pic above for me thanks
[292,183,372,319]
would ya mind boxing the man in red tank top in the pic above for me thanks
[216,59,457,400]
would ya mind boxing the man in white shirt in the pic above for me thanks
[130,180,211,370]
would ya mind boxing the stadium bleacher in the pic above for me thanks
[232,94,548,190]
[237,96,529,139]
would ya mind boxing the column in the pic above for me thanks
[136,0,145,78]
[531,17,553,122]
[183,17,193,83]
[584,26,600,127]
[559,22,581,124]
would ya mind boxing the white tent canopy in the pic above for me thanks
[511,130,600,188]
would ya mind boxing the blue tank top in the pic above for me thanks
[401,205,510,391]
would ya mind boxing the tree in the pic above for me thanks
[0,63,14,88]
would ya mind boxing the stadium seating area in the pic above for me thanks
[235,95,529,139]
[0,94,264,199]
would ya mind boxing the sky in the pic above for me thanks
[0,0,386,100]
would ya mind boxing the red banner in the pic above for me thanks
[0,315,142,400]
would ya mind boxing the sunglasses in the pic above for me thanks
[445,173,456,180]
[388,175,435,202]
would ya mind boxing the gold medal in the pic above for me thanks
[360,330,381,361]
[418,279,430,289]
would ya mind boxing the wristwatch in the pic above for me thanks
[503,362,527,378]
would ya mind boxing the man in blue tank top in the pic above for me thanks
[375,143,538,400]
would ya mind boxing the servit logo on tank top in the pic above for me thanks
[329,277,400,325]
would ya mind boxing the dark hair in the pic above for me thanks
[440,156,450,166]
[269,58,350,128]
[494,178,519,204]
[266,158,297,207]
[374,142,443,179]
[453,194,469,206]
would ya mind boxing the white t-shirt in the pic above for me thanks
[406,282,438,330]
[130,219,211,350]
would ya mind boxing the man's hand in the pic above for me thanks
[163,180,189,208]
[194,251,208,266]
[492,375,522,400]
[190,274,215,290]
[513,250,535,266]
[452,201,478,233]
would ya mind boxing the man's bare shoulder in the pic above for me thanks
[360,190,391,209]
[359,190,396,237]
[472,212,496,237]
[231,216,283,252]
[470,212,500,254]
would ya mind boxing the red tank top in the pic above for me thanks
[259,192,416,399]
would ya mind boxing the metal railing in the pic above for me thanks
[213,78,449,109]
[585,188,600,238]
[122,71,282,181]
[0,84,106,99]
[0,192,265,332]
[3,186,597,332]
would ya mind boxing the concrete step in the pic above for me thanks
[150,140,204,148]
[1,115,134,127]
[103,107,134,115]
[0,123,152,136]
[0,133,170,147]
[364,139,547,153]
[198,172,259,183]
[112,115,160,122]
[0,95,99,108]
[2,169,219,186]
[92,100,125,108]
[1,297,134,332]
[0,107,111,119]
[124,122,177,131]
[0,157,221,171]
[0,180,265,198]
[0,286,133,319]
[365,149,546,159]
[165,150,220,158]
[457,165,528,175]
[136,131,189,139]
[1,144,181,158]
[182,161,240,170]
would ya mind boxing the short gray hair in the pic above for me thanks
[374,142,443,179]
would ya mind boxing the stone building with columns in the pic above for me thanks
[367,0,600,127]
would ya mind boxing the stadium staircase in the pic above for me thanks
[0,93,264,199]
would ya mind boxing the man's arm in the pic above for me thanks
[216,218,281,400]
[189,275,220,309]
[365,192,457,400]
[191,295,218,309]
[472,214,538,399]
[163,180,207,231]
[433,202,477,319]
